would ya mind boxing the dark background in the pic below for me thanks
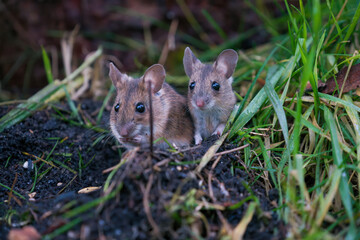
[0,0,292,100]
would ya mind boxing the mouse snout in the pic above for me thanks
[196,98,205,108]
[194,94,211,109]
[119,123,135,137]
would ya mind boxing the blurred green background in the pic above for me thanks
[0,0,294,100]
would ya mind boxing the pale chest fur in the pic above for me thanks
[191,105,223,138]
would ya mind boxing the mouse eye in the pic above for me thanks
[189,82,196,90]
[135,102,145,113]
[212,82,220,91]
[114,103,120,112]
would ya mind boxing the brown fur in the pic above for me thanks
[109,63,194,149]
[183,48,238,144]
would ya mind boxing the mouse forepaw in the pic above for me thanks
[212,124,225,136]
[194,133,203,145]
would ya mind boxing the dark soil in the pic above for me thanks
[0,100,286,239]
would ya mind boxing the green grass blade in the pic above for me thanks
[103,161,125,192]
[62,85,82,123]
[264,66,289,146]
[228,38,310,139]
[236,39,282,115]
[278,102,314,222]
[64,183,123,219]
[311,0,321,42]
[325,0,344,42]
[341,2,360,53]
[224,103,240,133]
[228,65,284,139]
[176,0,208,43]
[41,46,54,84]
[0,183,26,200]
[292,39,316,155]
[318,93,360,113]
[244,0,279,37]
[201,9,227,40]
[295,154,307,214]
[43,217,82,240]
[97,85,115,125]
[284,0,298,33]
[311,31,326,117]
[258,137,277,188]
[324,106,355,237]
[199,28,259,61]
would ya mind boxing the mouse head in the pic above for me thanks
[109,63,166,147]
[183,47,238,111]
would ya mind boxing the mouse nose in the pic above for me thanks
[119,123,134,137]
[120,127,129,137]
[196,99,205,108]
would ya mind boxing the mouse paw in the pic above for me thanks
[194,133,203,145]
[212,123,225,136]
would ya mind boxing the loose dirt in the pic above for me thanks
[0,100,286,239]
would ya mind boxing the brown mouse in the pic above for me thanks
[109,63,194,149]
[183,47,238,144]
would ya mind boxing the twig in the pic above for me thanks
[58,175,77,194]
[208,156,232,233]
[148,82,154,155]
[213,144,250,157]
[102,161,123,174]
[8,173,18,205]
[208,155,222,200]
[154,158,171,168]
[170,144,202,155]
[143,173,161,237]
[324,0,348,46]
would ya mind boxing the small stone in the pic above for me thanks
[23,160,34,170]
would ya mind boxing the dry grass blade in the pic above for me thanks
[0,47,102,132]
[61,25,80,77]
[231,202,257,240]
[158,19,178,65]
[22,152,58,168]
[196,132,228,173]
[343,95,360,200]
[315,166,341,227]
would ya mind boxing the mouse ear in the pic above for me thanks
[109,62,127,88]
[183,47,201,78]
[214,49,238,79]
[143,64,166,93]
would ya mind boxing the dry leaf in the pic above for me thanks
[307,64,360,94]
